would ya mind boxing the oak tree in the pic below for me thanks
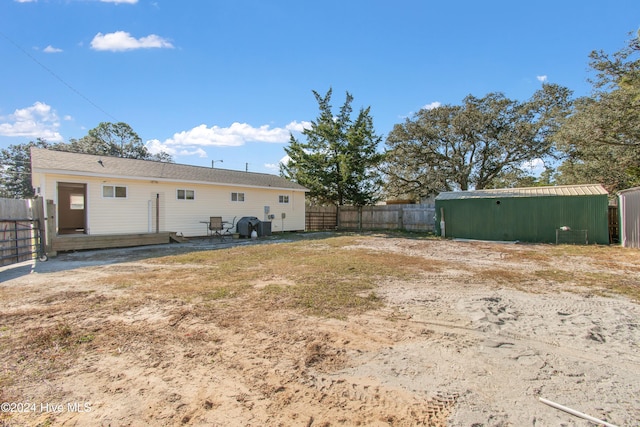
[0,122,172,198]
[554,32,640,192]
[383,84,572,198]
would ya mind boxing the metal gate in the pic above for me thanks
[0,219,48,267]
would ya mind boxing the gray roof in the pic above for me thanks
[436,184,608,200]
[31,148,307,191]
[618,186,640,195]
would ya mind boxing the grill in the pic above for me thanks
[236,216,261,238]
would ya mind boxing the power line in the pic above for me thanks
[0,30,119,122]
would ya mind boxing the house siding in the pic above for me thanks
[35,173,305,237]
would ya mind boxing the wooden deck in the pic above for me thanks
[51,232,175,252]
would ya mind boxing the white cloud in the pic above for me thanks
[145,139,173,155]
[423,101,441,110]
[170,124,246,147]
[264,155,290,171]
[0,102,63,142]
[91,31,173,52]
[285,120,311,133]
[536,75,548,82]
[146,139,207,157]
[43,45,63,53]
[153,121,304,152]
[100,0,138,3]
[522,158,546,176]
[400,102,442,120]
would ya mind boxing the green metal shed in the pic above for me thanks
[434,184,609,244]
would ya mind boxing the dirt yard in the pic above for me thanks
[1,233,639,427]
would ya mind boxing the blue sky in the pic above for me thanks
[1,0,639,175]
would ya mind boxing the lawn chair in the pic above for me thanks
[208,216,223,240]
[222,216,237,237]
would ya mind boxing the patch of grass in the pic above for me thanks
[482,243,640,300]
[201,285,249,301]
[531,245,640,300]
[472,268,532,286]
[573,271,640,300]
[534,269,576,283]
[76,333,95,344]
[546,244,640,263]
[534,268,640,300]
[112,280,137,289]
[600,279,640,300]
[0,321,92,388]
[18,321,97,358]
[262,282,382,319]
[96,235,640,314]
[99,236,440,318]
[499,247,554,263]
[26,322,73,350]
[0,370,14,389]
[39,290,95,305]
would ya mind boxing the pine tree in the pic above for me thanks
[0,139,51,198]
[281,89,383,206]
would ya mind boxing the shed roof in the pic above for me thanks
[435,184,608,200]
[30,148,308,191]
[618,186,640,195]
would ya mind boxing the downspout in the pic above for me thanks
[156,193,160,234]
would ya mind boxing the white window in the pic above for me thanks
[231,192,245,202]
[279,195,289,204]
[103,185,127,198]
[70,194,85,210]
[177,189,195,200]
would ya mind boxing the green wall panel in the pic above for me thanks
[435,195,609,244]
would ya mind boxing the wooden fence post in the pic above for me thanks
[46,199,57,257]
[33,197,44,238]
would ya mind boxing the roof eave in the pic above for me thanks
[32,167,308,192]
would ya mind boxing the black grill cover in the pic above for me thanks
[236,216,260,237]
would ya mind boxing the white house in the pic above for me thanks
[30,148,307,242]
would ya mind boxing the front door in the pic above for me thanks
[57,182,87,234]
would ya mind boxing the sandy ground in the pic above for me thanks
[1,234,639,426]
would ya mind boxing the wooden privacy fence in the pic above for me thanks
[306,206,338,231]
[608,205,619,244]
[0,198,46,266]
[306,204,435,232]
